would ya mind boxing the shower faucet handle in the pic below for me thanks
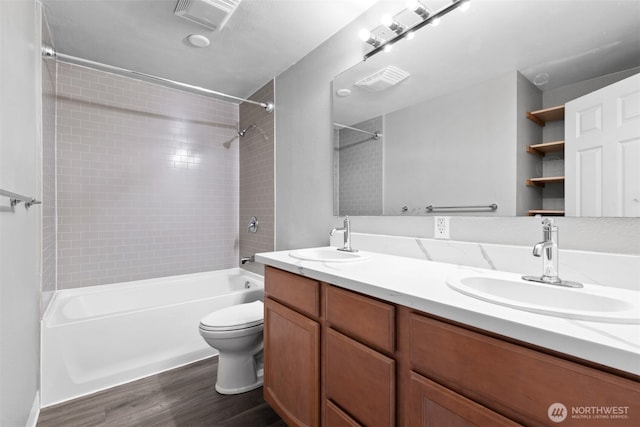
[247,216,259,233]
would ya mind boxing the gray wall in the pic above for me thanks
[273,3,639,255]
[384,72,516,216]
[543,67,640,110]
[0,0,42,424]
[274,4,386,250]
[516,73,543,216]
[239,80,275,275]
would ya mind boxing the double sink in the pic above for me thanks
[288,247,640,324]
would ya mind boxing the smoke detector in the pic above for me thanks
[174,0,242,31]
[187,34,210,47]
[355,66,410,91]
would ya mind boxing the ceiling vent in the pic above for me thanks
[174,0,242,31]
[355,66,410,92]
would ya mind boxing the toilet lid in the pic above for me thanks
[199,300,264,331]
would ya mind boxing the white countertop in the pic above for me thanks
[256,247,640,376]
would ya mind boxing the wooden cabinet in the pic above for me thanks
[263,268,640,427]
[409,371,519,427]
[325,400,362,427]
[265,265,320,318]
[325,285,395,354]
[326,328,395,427]
[264,267,321,427]
[408,313,640,426]
[325,286,396,427]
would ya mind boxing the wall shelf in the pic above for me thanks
[526,105,565,126]
[524,104,565,216]
[526,140,564,157]
[526,176,565,187]
[526,209,565,216]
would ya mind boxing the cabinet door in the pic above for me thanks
[264,297,320,427]
[325,400,362,427]
[326,328,395,427]
[410,372,520,427]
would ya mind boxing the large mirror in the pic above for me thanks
[333,0,640,217]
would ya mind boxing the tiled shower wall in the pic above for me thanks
[239,80,275,275]
[337,116,383,216]
[55,62,239,289]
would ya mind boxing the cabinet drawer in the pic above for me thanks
[325,400,362,427]
[409,371,520,427]
[265,266,320,318]
[410,314,640,426]
[325,285,395,354]
[326,328,395,427]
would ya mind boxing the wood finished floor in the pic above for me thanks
[37,357,286,427]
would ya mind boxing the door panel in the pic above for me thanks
[566,73,640,216]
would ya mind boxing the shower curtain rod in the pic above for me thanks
[333,122,381,139]
[41,46,274,113]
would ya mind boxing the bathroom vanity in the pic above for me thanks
[257,249,640,427]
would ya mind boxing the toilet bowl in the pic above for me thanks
[199,300,264,395]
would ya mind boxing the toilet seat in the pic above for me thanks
[200,300,264,331]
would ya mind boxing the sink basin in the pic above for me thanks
[289,247,368,263]
[447,274,640,324]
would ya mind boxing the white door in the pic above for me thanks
[565,73,640,217]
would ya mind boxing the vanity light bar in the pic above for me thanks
[364,0,470,60]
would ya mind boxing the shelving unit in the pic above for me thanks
[525,105,565,216]
[526,105,565,126]
[525,140,564,157]
[526,176,565,187]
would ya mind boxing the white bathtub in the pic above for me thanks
[41,268,264,407]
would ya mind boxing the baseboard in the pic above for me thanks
[25,391,40,427]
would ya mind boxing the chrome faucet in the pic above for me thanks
[330,216,357,253]
[241,255,255,264]
[522,219,582,288]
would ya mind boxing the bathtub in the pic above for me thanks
[41,268,263,407]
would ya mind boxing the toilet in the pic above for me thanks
[198,300,264,395]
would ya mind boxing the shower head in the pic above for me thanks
[238,124,256,137]
[237,123,269,141]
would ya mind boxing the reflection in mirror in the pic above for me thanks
[334,119,384,216]
[332,0,640,217]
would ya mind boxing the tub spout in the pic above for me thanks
[241,256,255,264]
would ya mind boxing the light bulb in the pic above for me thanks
[406,0,419,11]
[381,13,404,34]
[359,28,371,42]
[406,0,430,19]
[431,17,440,26]
[383,44,393,53]
[459,0,470,12]
[406,31,415,40]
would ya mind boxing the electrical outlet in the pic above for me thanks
[434,216,450,239]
